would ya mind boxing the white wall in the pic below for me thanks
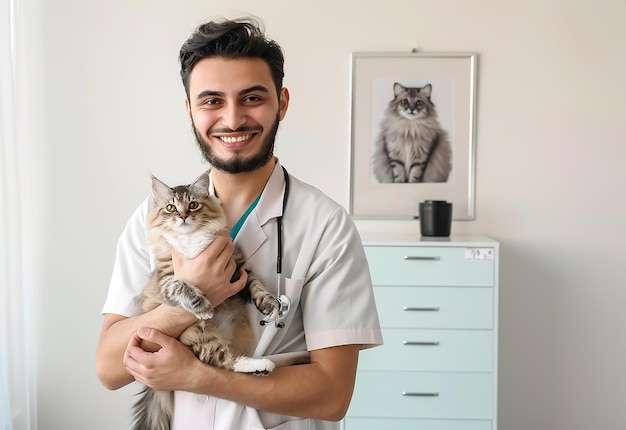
[20,0,626,429]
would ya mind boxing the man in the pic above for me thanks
[96,17,382,429]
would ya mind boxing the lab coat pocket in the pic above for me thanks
[281,277,305,327]
[254,277,305,357]
[284,277,305,304]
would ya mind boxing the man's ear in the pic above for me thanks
[278,87,290,121]
[185,98,192,123]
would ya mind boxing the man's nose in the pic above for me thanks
[221,103,246,131]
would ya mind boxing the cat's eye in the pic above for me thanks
[189,201,200,211]
[417,100,424,108]
[165,204,177,213]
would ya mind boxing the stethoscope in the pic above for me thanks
[260,166,291,329]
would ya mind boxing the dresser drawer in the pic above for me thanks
[359,329,493,372]
[374,286,494,329]
[343,417,492,430]
[365,246,495,287]
[348,371,493,419]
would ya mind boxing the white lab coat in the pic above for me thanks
[102,162,383,429]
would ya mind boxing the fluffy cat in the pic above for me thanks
[132,171,279,430]
[372,82,452,183]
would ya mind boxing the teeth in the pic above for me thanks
[221,134,252,143]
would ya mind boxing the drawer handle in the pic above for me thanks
[404,256,441,261]
[403,306,440,312]
[403,341,440,346]
[402,392,439,397]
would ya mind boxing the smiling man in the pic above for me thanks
[188,57,286,175]
[96,17,382,430]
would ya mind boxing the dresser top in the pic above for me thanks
[360,232,498,247]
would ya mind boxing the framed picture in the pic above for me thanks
[349,52,478,220]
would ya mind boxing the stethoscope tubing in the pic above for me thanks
[262,166,291,328]
[276,167,288,279]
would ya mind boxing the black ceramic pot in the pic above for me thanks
[419,200,452,237]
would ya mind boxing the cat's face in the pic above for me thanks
[151,173,223,233]
[391,83,434,120]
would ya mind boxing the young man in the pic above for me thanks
[96,17,382,429]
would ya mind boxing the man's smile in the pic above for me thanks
[218,133,254,144]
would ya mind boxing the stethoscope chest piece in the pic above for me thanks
[276,294,291,328]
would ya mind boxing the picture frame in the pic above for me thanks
[349,52,478,220]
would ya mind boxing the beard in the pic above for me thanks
[192,114,280,174]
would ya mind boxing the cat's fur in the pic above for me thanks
[372,82,452,183]
[132,172,279,430]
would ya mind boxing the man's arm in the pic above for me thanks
[124,328,360,421]
[97,233,246,390]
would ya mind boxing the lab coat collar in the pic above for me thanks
[252,160,286,226]
[207,161,286,259]
[236,161,286,259]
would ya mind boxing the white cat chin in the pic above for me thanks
[400,112,421,120]
[233,356,275,375]
[172,222,196,233]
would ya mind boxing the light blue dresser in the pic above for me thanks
[344,234,499,430]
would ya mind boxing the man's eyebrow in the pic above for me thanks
[195,85,271,101]
[239,85,271,95]
[195,90,224,100]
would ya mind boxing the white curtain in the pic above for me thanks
[0,0,37,428]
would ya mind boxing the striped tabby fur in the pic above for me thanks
[132,172,279,430]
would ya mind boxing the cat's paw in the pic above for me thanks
[181,293,214,320]
[259,295,281,318]
[191,304,214,320]
[166,279,215,319]
[260,301,280,325]
[233,356,276,375]
[248,277,280,318]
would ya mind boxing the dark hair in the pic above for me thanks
[179,17,285,99]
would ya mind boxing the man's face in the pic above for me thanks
[185,57,289,173]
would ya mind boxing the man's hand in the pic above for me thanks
[171,232,247,307]
[124,327,201,391]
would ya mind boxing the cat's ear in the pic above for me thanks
[151,176,174,205]
[421,84,432,98]
[393,82,405,97]
[189,172,210,198]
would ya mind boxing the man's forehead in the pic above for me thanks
[189,57,276,94]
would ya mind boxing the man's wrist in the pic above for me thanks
[159,304,198,334]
